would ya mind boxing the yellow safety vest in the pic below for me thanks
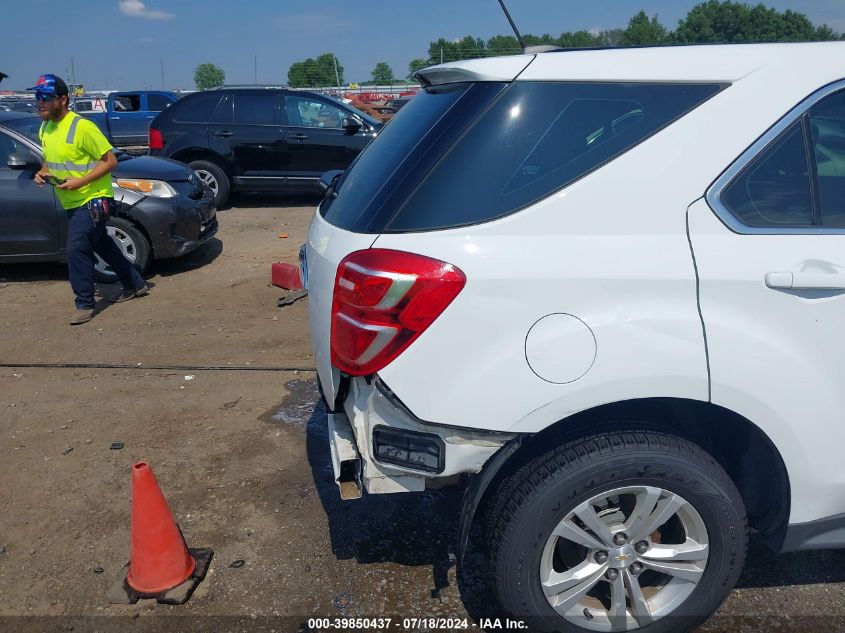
[39,112,114,210]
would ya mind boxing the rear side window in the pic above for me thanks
[390,82,721,232]
[233,94,276,125]
[323,82,721,233]
[172,93,222,123]
[211,94,233,124]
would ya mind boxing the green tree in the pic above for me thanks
[557,30,604,47]
[673,1,841,44]
[287,61,311,88]
[371,63,395,84]
[601,29,626,46]
[812,23,841,41]
[623,11,669,45]
[486,34,522,54]
[287,53,343,88]
[422,4,841,67]
[524,33,559,47]
[193,63,225,90]
[407,58,428,79]
[427,36,486,65]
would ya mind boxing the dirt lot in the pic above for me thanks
[2,197,845,633]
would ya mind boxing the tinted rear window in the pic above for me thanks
[323,81,722,233]
[171,93,222,123]
[234,94,276,125]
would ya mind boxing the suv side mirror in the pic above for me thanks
[316,170,344,198]
[343,116,362,134]
[8,150,41,171]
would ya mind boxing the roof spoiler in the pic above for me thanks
[414,55,535,87]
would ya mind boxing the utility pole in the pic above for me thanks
[70,57,76,88]
[333,55,340,88]
[254,54,257,84]
[160,57,165,90]
[440,47,444,64]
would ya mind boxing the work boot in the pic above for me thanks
[112,284,150,303]
[70,309,96,325]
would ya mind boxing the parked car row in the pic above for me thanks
[148,86,383,208]
[0,98,37,113]
[0,83,391,280]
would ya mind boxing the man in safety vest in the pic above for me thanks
[29,74,149,325]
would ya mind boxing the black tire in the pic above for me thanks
[93,217,151,284]
[486,429,747,633]
[188,159,230,209]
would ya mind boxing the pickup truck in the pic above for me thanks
[83,91,178,151]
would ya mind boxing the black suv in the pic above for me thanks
[148,87,381,207]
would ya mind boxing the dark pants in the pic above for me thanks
[66,200,144,309]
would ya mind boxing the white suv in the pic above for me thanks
[304,42,845,632]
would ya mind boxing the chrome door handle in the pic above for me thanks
[765,271,845,290]
[213,130,234,137]
[292,133,309,140]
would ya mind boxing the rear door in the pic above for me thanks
[212,92,287,188]
[0,129,60,256]
[689,83,845,523]
[281,94,362,187]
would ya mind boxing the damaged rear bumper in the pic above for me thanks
[325,376,517,498]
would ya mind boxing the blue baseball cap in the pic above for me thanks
[27,74,69,97]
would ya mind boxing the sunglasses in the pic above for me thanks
[34,92,60,102]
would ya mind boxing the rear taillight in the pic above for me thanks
[331,249,466,376]
[149,127,164,150]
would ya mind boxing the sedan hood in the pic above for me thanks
[113,155,191,182]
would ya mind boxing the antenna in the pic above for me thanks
[496,0,526,50]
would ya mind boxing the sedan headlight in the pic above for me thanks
[114,178,177,198]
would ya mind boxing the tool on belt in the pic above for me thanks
[87,197,111,223]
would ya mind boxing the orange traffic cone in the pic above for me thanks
[108,461,213,605]
[127,461,196,593]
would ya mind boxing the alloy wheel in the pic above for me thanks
[94,225,137,276]
[194,169,219,196]
[539,485,709,631]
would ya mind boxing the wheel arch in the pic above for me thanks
[466,397,790,557]
[112,209,157,259]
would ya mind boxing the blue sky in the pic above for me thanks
[2,0,843,91]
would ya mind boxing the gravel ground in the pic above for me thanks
[1,196,844,633]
